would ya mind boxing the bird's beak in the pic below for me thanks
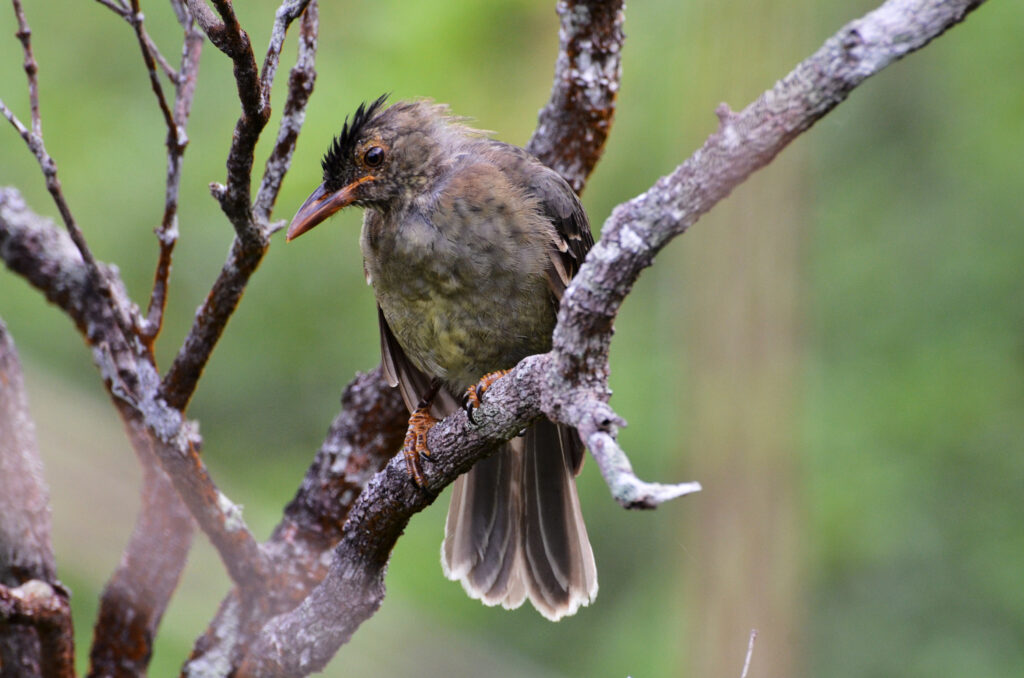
[286,178,372,241]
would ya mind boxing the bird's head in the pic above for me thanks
[287,95,458,241]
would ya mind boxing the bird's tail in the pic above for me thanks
[441,419,597,620]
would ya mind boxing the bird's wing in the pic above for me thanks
[529,165,594,290]
[484,142,594,300]
[486,144,594,472]
[378,306,459,417]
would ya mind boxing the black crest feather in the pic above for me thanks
[322,94,389,182]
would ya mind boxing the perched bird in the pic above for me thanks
[287,96,597,620]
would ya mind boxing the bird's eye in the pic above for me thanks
[363,146,385,168]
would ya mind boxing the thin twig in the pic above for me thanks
[11,0,40,137]
[4,1,138,346]
[95,0,180,80]
[141,5,205,344]
[161,0,313,410]
[254,0,318,223]
[740,629,758,678]
[128,0,177,132]
[142,24,180,81]
[94,0,130,16]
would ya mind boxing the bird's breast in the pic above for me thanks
[361,198,555,390]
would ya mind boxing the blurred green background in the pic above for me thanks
[2,0,1022,676]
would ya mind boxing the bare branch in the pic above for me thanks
[140,6,205,344]
[162,0,314,409]
[588,431,702,509]
[240,0,986,672]
[0,320,71,678]
[11,0,40,137]
[184,0,221,37]
[187,0,267,241]
[542,0,988,494]
[527,0,624,193]
[126,1,177,132]
[94,0,130,16]
[3,1,137,345]
[254,0,318,223]
[0,322,55,585]
[258,0,313,112]
[0,580,74,678]
[0,189,267,593]
[88,424,194,678]
[182,368,405,673]
[159,236,263,410]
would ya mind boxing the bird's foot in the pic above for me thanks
[463,369,511,424]
[402,406,438,487]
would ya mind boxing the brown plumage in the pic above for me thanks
[287,97,597,620]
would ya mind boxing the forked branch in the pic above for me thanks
[241,0,986,673]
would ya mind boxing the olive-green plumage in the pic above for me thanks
[288,97,597,620]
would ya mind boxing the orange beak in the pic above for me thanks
[286,177,373,241]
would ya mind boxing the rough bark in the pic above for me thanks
[0,0,988,675]
[0,321,73,678]
[238,0,987,673]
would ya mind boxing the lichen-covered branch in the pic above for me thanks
[182,368,406,674]
[0,188,266,595]
[527,0,624,193]
[544,0,986,501]
[240,0,986,672]
[0,581,74,678]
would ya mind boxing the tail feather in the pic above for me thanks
[441,421,597,620]
[442,442,523,607]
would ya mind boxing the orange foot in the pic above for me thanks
[463,369,511,424]
[402,406,438,487]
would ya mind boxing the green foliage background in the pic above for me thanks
[1,0,1021,675]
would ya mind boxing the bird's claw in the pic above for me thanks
[402,407,438,487]
[462,393,477,425]
[463,369,510,426]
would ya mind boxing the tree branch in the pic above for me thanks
[161,0,316,411]
[87,421,194,678]
[0,189,267,594]
[527,0,624,193]
[0,321,73,678]
[0,581,74,678]
[11,0,40,138]
[182,368,406,673]
[139,3,204,345]
[254,0,318,225]
[240,0,986,672]
[2,0,136,345]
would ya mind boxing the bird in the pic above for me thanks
[286,96,597,621]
